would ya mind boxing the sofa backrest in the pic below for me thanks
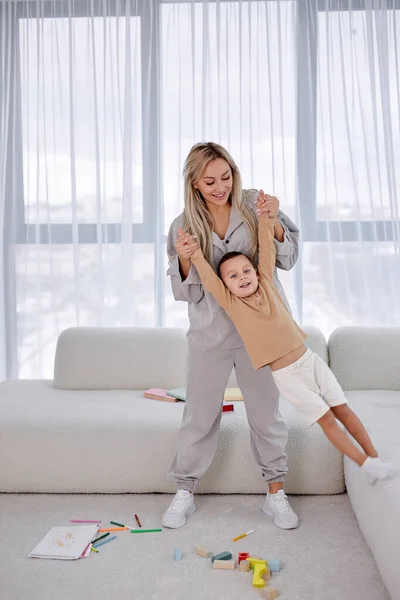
[54,325,328,391]
[53,327,187,390]
[328,326,400,391]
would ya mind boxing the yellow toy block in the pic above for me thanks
[248,557,267,570]
[252,563,267,588]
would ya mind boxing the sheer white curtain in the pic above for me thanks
[1,0,399,380]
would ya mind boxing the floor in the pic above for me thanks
[0,493,390,600]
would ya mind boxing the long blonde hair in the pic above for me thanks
[182,142,258,264]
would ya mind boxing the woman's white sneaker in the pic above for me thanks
[262,489,299,530]
[161,490,196,529]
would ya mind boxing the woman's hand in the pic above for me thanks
[175,228,199,262]
[256,190,279,218]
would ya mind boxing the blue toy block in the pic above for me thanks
[268,559,281,572]
[174,548,182,561]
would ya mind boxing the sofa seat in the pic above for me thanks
[343,390,400,600]
[0,378,344,495]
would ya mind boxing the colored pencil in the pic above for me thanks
[130,529,162,533]
[134,514,142,528]
[92,532,110,544]
[93,535,117,548]
[232,529,255,542]
[98,527,129,532]
[91,546,99,553]
[71,519,101,523]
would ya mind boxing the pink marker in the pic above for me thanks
[71,519,102,523]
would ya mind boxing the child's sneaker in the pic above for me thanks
[262,489,299,530]
[161,490,196,529]
[361,457,397,483]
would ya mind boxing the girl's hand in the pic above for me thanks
[175,228,199,261]
[256,190,279,218]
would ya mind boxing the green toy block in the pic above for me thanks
[211,551,232,563]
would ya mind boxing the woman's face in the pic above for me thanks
[194,158,233,208]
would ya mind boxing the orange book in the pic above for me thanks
[144,388,180,402]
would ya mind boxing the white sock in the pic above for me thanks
[361,457,397,481]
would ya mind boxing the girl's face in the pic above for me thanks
[194,158,233,208]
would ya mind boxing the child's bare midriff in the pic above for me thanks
[268,344,307,371]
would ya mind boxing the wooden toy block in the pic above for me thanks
[238,552,249,564]
[173,548,182,561]
[211,551,232,563]
[194,544,213,558]
[268,559,281,572]
[213,560,235,570]
[252,563,267,588]
[239,559,251,572]
[262,568,271,582]
[248,557,267,570]
[259,586,279,599]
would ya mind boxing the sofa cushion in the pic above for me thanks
[329,326,400,391]
[0,380,344,495]
[343,390,400,600]
[53,327,187,390]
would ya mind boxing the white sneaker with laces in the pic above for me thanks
[263,489,299,530]
[161,490,196,529]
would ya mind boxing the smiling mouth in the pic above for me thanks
[212,192,227,199]
[240,282,250,288]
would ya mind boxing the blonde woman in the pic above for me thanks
[163,142,300,530]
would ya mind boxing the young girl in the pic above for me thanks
[180,192,397,483]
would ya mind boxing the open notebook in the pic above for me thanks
[29,524,99,560]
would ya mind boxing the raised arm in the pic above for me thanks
[167,217,204,304]
[244,189,299,272]
[257,215,276,280]
[190,249,232,313]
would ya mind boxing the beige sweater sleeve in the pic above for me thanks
[257,216,276,280]
[190,249,232,312]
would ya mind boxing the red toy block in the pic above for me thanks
[238,552,250,564]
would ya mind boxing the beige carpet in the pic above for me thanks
[0,493,389,600]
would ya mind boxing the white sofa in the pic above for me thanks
[0,325,343,496]
[328,327,400,600]
[0,325,399,598]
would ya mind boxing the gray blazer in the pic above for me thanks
[167,189,299,351]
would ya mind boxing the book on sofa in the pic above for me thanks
[29,524,99,560]
[166,387,243,401]
[143,388,182,402]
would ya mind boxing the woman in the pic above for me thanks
[163,142,300,530]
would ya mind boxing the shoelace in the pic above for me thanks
[169,492,190,513]
[272,492,292,514]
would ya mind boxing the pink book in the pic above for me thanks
[144,388,180,402]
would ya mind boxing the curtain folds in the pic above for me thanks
[1,0,399,379]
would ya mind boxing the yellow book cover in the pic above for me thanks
[224,387,243,401]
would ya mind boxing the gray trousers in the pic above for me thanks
[169,344,288,492]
